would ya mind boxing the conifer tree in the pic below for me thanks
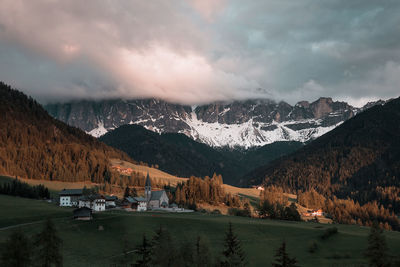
[34,218,63,267]
[151,226,176,267]
[119,235,133,266]
[134,234,152,267]
[178,240,194,267]
[124,186,131,198]
[365,222,389,267]
[194,236,212,267]
[1,230,32,267]
[272,241,298,267]
[221,222,246,267]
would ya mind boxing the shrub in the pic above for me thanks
[321,227,338,240]
[308,241,318,253]
[228,208,251,217]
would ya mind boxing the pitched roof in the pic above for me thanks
[79,194,104,201]
[125,196,137,203]
[105,195,118,201]
[59,189,83,196]
[134,196,146,202]
[150,190,166,201]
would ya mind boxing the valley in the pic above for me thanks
[1,194,400,267]
[0,82,399,266]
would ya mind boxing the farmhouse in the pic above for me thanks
[78,195,106,212]
[303,209,324,217]
[145,175,169,209]
[123,196,147,211]
[59,189,83,207]
[73,207,92,220]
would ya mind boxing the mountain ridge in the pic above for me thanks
[45,97,384,148]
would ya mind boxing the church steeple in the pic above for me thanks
[145,173,151,202]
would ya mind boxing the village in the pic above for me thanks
[59,175,190,220]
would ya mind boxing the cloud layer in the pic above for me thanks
[0,0,399,105]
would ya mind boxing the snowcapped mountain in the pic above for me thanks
[44,97,380,148]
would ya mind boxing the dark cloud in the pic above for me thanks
[0,0,399,106]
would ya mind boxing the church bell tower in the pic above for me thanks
[145,173,151,202]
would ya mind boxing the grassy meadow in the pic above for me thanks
[1,194,400,266]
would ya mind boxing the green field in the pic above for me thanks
[0,194,399,266]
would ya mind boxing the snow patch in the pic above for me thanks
[87,121,108,137]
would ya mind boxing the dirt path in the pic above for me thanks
[0,220,46,231]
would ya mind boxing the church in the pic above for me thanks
[145,175,169,209]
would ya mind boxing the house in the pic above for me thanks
[311,209,323,217]
[73,207,92,220]
[303,209,324,217]
[145,175,169,209]
[123,196,147,211]
[133,196,147,211]
[105,195,118,208]
[59,189,83,207]
[78,195,106,212]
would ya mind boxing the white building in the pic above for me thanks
[78,195,106,212]
[124,196,147,211]
[135,197,147,211]
[59,189,83,207]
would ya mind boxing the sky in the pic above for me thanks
[0,0,399,106]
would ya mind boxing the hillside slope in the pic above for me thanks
[99,124,302,185]
[244,97,400,212]
[0,82,131,183]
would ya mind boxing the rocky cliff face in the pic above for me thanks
[44,97,383,148]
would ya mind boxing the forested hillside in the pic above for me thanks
[0,82,131,182]
[99,124,302,185]
[245,97,400,214]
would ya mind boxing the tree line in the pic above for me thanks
[0,178,50,199]
[257,186,301,221]
[298,189,400,231]
[2,219,398,266]
[118,222,299,267]
[173,174,243,210]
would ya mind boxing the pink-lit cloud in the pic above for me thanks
[0,0,399,105]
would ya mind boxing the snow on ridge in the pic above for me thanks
[86,114,343,148]
[183,112,340,149]
[87,121,108,138]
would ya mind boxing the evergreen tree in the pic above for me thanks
[178,240,194,267]
[124,186,131,198]
[272,241,298,267]
[151,226,176,267]
[34,218,63,267]
[365,222,389,267]
[221,222,246,267]
[119,235,133,266]
[1,230,32,267]
[131,187,138,197]
[134,234,152,267]
[194,236,212,267]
